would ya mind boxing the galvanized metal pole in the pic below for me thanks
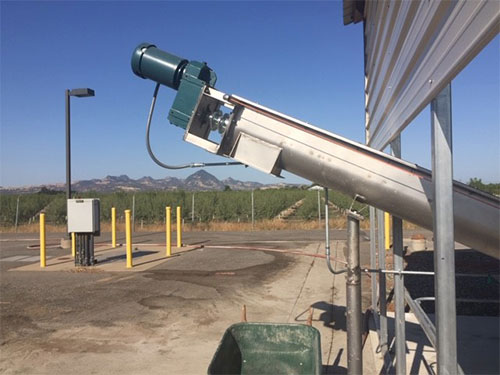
[377,209,388,354]
[14,196,20,233]
[251,190,255,229]
[369,206,377,315]
[317,189,321,224]
[346,211,363,375]
[192,193,195,222]
[132,195,135,232]
[325,188,329,242]
[391,136,406,375]
[65,89,71,238]
[431,83,457,375]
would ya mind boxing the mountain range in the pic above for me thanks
[0,170,299,194]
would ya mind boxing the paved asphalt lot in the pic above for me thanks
[1,229,377,374]
[1,228,498,374]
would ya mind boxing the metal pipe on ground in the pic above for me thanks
[346,211,363,375]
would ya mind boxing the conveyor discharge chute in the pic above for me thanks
[131,43,500,259]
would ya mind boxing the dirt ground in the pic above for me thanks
[1,229,498,374]
[0,229,377,374]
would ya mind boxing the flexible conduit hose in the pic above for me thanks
[324,187,347,274]
[146,83,243,169]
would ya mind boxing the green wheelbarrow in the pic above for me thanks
[208,322,322,375]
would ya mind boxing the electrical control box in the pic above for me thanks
[67,198,100,235]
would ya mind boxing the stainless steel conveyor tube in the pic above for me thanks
[131,44,500,259]
[197,91,499,259]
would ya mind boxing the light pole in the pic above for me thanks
[65,88,95,238]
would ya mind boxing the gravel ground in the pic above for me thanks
[404,248,499,316]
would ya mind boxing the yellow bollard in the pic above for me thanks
[40,213,46,268]
[384,212,391,250]
[111,207,116,248]
[125,209,133,268]
[166,206,172,256]
[176,206,182,247]
[71,232,76,257]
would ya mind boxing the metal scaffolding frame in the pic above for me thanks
[354,1,500,373]
[368,86,460,374]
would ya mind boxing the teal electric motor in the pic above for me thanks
[131,43,217,129]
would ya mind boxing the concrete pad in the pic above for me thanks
[21,256,52,262]
[368,311,500,375]
[0,256,34,262]
[11,244,199,272]
[321,240,377,375]
[368,312,437,374]
[456,315,500,374]
[0,255,54,263]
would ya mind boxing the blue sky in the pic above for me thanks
[1,1,499,188]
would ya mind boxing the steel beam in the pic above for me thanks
[391,136,406,375]
[376,209,388,358]
[431,83,457,375]
[405,289,465,375]
[369,206,378,314]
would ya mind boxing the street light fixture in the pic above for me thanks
[65,88,95,237]
[69,88,95,98]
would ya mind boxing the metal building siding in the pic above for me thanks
[364,0,499,150]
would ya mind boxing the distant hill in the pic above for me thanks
[0,170,301,194]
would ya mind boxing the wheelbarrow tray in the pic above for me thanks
[208,322,322,375]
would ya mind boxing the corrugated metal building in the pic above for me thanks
[343,1,499,374]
